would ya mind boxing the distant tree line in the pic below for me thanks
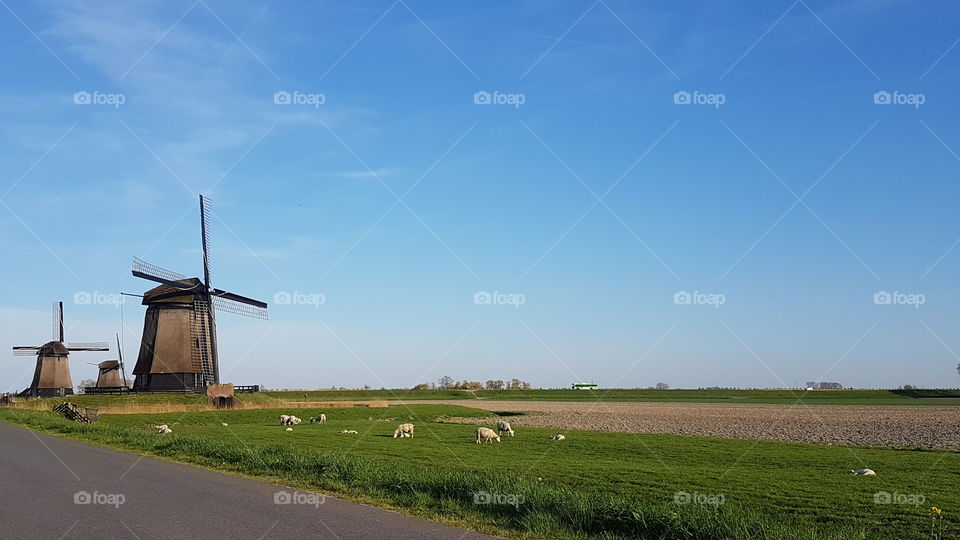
[412,376,532,391]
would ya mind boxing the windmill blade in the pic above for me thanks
[65,342,110,351]
[132,257,189,285]
[53,301,64,342]
[13,347,39,356]
[116,333,128,387]
[200,195,213,289]
[212,295,268,319]
[211,288,267,309]
[132,271,201,293]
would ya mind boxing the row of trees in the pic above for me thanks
[412,376,533,391]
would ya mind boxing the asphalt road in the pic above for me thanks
[0,422,497,539]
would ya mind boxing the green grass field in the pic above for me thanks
[1,404,955,539]
[14,388,960,410]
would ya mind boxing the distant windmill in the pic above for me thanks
[12,302,109,397]
[89,335,128,389]
[130,195,268,391]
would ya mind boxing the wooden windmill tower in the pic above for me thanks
[130,195,268,392]
[12,302,110,397]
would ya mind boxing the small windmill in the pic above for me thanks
[88,335,128,389]
[130,195,267,391]
[12,302,110,397]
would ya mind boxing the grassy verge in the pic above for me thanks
[12,388,960,411]
[0,405,954,539]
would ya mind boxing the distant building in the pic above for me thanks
[572,383,598,390]
[806,381,843,390]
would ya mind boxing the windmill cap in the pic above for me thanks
[142,278,203,304]
[98,360,120,369]
[40,341,69,355]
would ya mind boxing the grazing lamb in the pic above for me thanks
[394,423,415,438]
[290,416,302,425]
[279,415,291,425]
[309,414,327,424]
[285,427,294,432]
[154,424,172,434]
[476,427,501,444]
[497,421,514,437]
[551,435,566,441]
[340,429,358,434]
[851,469,876,476]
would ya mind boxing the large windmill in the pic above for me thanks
[12,302,110,397]
[130,195,267,392]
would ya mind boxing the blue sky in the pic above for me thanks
[2,0,960,390]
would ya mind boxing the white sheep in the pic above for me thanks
[279,414,291,425]
[551,434,566,441]
[285,427,293,432]
[341,429,358,434]
[394,423,415,438]
[310,414,327,424]
[497,421,514,437]
[851,469,876,476]
[154,424,172,434]
[221,423,229,427]
[476,427,501,444]
[290,416,302,425]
